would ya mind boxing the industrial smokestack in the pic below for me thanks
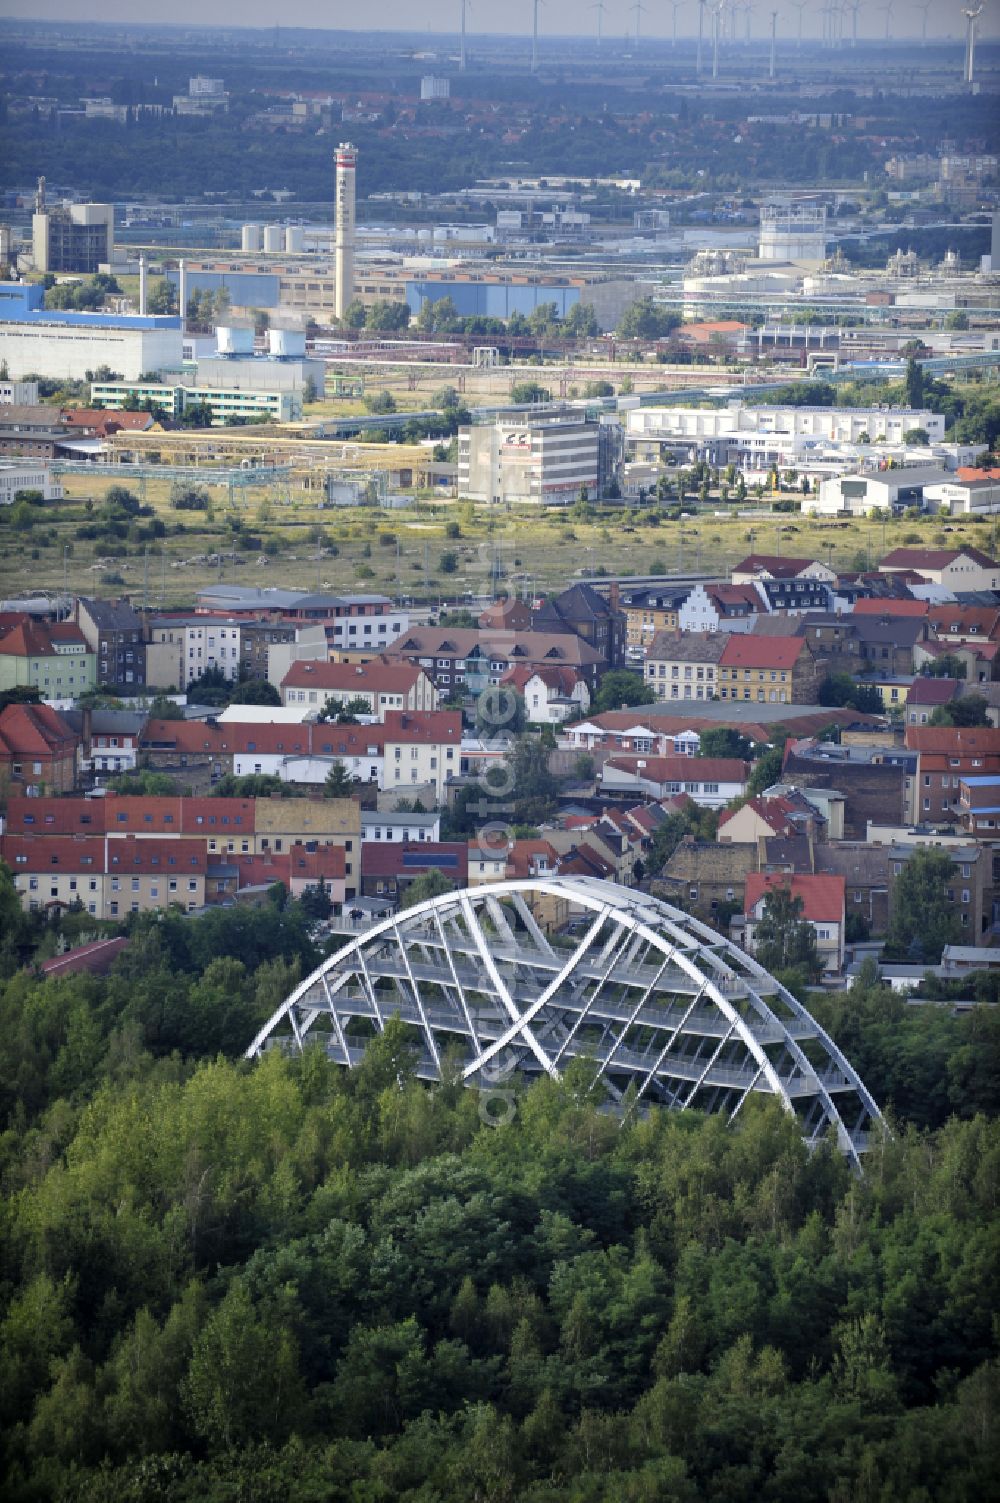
[334,143,357,322]
[138,254,147,316]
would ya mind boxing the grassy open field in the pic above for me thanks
[2,467,995,609]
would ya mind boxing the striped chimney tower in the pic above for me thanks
[334,142,357,321]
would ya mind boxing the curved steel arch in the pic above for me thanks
[247,877,882,1168]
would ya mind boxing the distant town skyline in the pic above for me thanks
[6,1,997,44]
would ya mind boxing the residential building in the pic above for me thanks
[0,702,79,792]
[254,797,361,898]
[361,841,468,904]
[905,677,963,725]
[906,725,1000,823]
[717,635,821,704]
[744,872,846,974]
[958,774,1000,837]
[533,582,627,671]
[384,626,605,694]
[718,792,825,844]
[147,616,244,691]
[361,809,441,844]
[64,707,145,777]
[878,547,1000,593]
[500,664,591,724]
[280,660,438,716]
[782,740,918,837]
[644,631,728,701]
[382,710,462,801]
[0,619,96,698]
[677,583,764,634]
[621,584,691,652]
[74,597,145,691]
[1,833,207,919]
[887,842,991,947]
[653,839,757,924]
[600,754,748,807]
[731,554,837,586]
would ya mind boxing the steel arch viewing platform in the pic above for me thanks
[247,877,882,1168]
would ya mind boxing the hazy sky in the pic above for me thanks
[1,0,991,43]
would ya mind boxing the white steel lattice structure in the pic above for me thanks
[247,877,882,1167]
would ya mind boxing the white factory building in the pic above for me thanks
[0,281,183,382]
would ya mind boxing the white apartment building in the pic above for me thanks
[458,415,599,504]
[147,617,243,691]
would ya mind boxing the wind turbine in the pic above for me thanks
[591,0,605,46]
[712,0,723,77]
[769,8,778,76]
[881,0,894,43]
[459,0,469,71]
[531,0,544,73]
[964,2,985,84]
[697,0,708,72]
[848,0,861,47]
[791,0,808,48]
[669,0,683,46]
[631,0,646,44]
[916,0,932,44]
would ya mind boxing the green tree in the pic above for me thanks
[476,685,527,736]
[698,727,754,761]
[753,886,822,980]
[617,299,680,340]
[510,380,551,405]
[886,847,962,963]
[227,679,281,707]
[818,673,885,714]
[747,744,784,796]
[929,694,990,727]
[593,670,656,713]
[323,760,358,798]
[400,869,455,909]
[904,357,924,409]
[182,1280,303,1451]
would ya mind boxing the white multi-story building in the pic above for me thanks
[0,462,63,505]
[147,617,243,691]
[459,414,600,505]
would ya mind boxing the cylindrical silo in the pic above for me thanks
[263,225,283,254]
[241,222,262,253]
[285,224,305,254]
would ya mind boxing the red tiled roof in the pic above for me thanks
[41,937,129,978]
[719,635,805,669]
[732,554,818,578]
[905,726,1000,753]
[281,660,424,693]
[362,841,468,880]
[0,620,88,657]
[0,702,79,758]
[880,546,998,570]
[906,678,961,705]
[718,795,802,834]
[381,710,462,745]
[744,872,845,923]
[926,607,1000,639]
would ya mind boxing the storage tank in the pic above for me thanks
[216,323,256,355]
[268,327,306,358]
[241,222,262,253]
[284,224,305,254]
[263,225,283,253]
